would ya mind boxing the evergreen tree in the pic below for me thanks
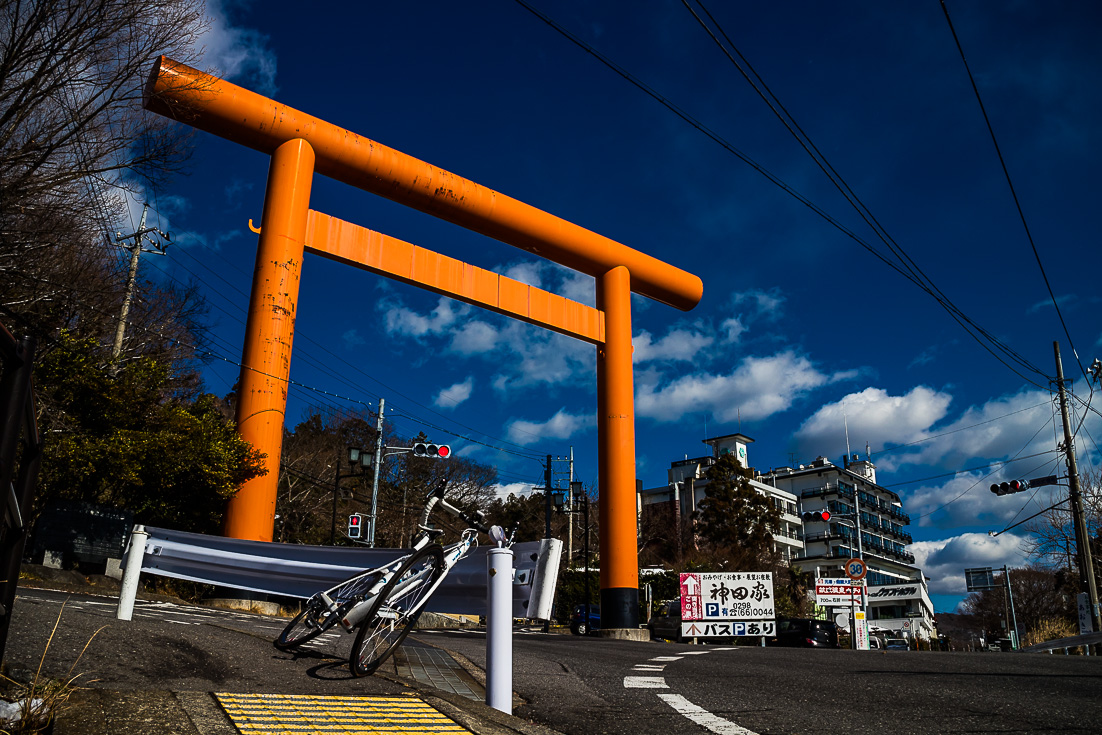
[693,453,781,571]
[34,332,265,533]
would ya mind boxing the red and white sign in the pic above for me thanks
[815,578,865,606]
[679,572,775,621]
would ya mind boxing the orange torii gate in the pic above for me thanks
[144,58,702,632]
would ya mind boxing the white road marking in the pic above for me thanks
[650,656,682,662]
[624,676,668,689]
[679,650,712,655]
[658,693,759,735]
[632,664,666,671]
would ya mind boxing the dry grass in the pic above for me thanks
[1,600,106,734]
[1022,617,1078,648]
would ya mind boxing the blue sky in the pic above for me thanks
[132,1,1102,612]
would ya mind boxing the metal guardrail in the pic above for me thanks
[121,525,553,618]
[1019,630,1102,653]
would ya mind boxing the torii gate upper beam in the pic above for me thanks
[144,58,701,310]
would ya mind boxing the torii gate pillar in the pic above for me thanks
[222,139,315,541]
[596,265,639,625]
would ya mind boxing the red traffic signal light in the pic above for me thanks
[348,513,363,538]
[819,510,831,522]
[801,510,831,523]
[413,442,451,459]
[990,479,1029,496]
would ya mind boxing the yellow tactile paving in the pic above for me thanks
[215,693,471,734]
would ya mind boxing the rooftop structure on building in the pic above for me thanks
[639,434,804,564]
[760,453,934,640]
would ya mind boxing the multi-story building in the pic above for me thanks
[637,433,804,563]
[760,455,934,640]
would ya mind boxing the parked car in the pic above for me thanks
[885,637,909,651]
[768,617,841,648]
[570,604,600,635]
[647,598,683,642]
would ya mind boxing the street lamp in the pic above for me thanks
[555,481,592,628]
[331,446,371,544]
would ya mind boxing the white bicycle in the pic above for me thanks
[275,480,504,676]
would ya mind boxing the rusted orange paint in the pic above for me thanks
[304,211,604,344]
[223,138,315,542]
[597,266,638,591]
[144,57,702,311]
[145,59,702,625]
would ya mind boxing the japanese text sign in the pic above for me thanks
[680,572,775,621]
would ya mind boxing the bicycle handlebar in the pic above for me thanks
[417,480,491,535]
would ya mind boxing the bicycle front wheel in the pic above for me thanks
[349,544,446,676]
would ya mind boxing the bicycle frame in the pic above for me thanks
[339,527,476,630]
[324,484,492,632]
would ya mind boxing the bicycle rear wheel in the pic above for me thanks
[275,596,334,650]
[275,570,382,651]
[349,544,446,676]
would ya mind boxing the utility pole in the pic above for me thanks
[112,204,169,370]
[568,446,575,567]
[1054,341,1101,637]
[367,398,385,547]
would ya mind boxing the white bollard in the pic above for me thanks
[116,525,148,621]
[485,546,514,714]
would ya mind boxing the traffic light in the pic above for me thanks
[413,442,451,459]
[348,513,363,538]
[801,510,832,523]
[990,480,1029,496]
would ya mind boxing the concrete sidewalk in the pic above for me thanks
[5,568,560,735]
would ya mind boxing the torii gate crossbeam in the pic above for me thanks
[144,58,702,633]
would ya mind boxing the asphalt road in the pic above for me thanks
[8,587,1102,735]
[423,629,1102,735]
[5,587,409,695]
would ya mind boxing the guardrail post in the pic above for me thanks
[486,546,514,714]
[116,525,148,621]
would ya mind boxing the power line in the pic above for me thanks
[677,0,1049,388]
[871,401,1051,456]
[886,449,1058,489]
[513,0,1052,391]
[940,0,1087,385]
[147,246,550,459]
[909,421,1056,519]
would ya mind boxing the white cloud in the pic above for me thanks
[720,317,746,343]
[501,262,543,288]
[878,389,1058,472]
[450,321,500,355]
[434,377,474,409]
[633,327,714,364]
[910,532,1030,600]
[732,289,784,321]
[342,329,364,350]
[491,482,538,500]
[794,386,953,459]
[199,1,279,96]
[506,408,595,446]
[635,350,843,423]
[384,297,468,339]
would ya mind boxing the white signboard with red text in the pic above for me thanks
[680,572,775,622]
[815,577,865,607]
